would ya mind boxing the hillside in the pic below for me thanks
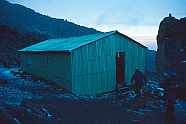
[0,0,99,65]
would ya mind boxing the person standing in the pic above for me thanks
[131,69,147,96]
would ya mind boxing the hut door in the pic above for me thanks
[116,52,125,87]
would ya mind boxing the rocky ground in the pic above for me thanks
[0,66,186,124]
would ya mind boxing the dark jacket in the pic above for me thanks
[131,70,146,87]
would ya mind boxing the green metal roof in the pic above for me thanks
[19,31,146,52]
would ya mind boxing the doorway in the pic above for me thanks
[116,52,125,87]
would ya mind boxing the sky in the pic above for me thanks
[8,0,186,50]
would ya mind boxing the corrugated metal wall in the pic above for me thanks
[71,33,146,95]
[20,53,72,90]
[20,33,146,95]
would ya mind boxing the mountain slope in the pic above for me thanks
[0,0,99,38]
[0,0,99,65]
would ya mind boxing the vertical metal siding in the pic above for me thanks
[72,33,146,95]
[20,53,72,90]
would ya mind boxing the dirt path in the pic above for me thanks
[0,67,186,124]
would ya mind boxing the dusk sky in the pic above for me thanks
[8,0,186,50]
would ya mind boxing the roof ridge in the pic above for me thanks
[18,31,115,52]
[18,30,146,52]
[71,31,116,51]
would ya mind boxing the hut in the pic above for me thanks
[18,31,147,95]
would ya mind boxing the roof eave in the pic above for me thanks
[114,31,147,49]
[18,50,71,55]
